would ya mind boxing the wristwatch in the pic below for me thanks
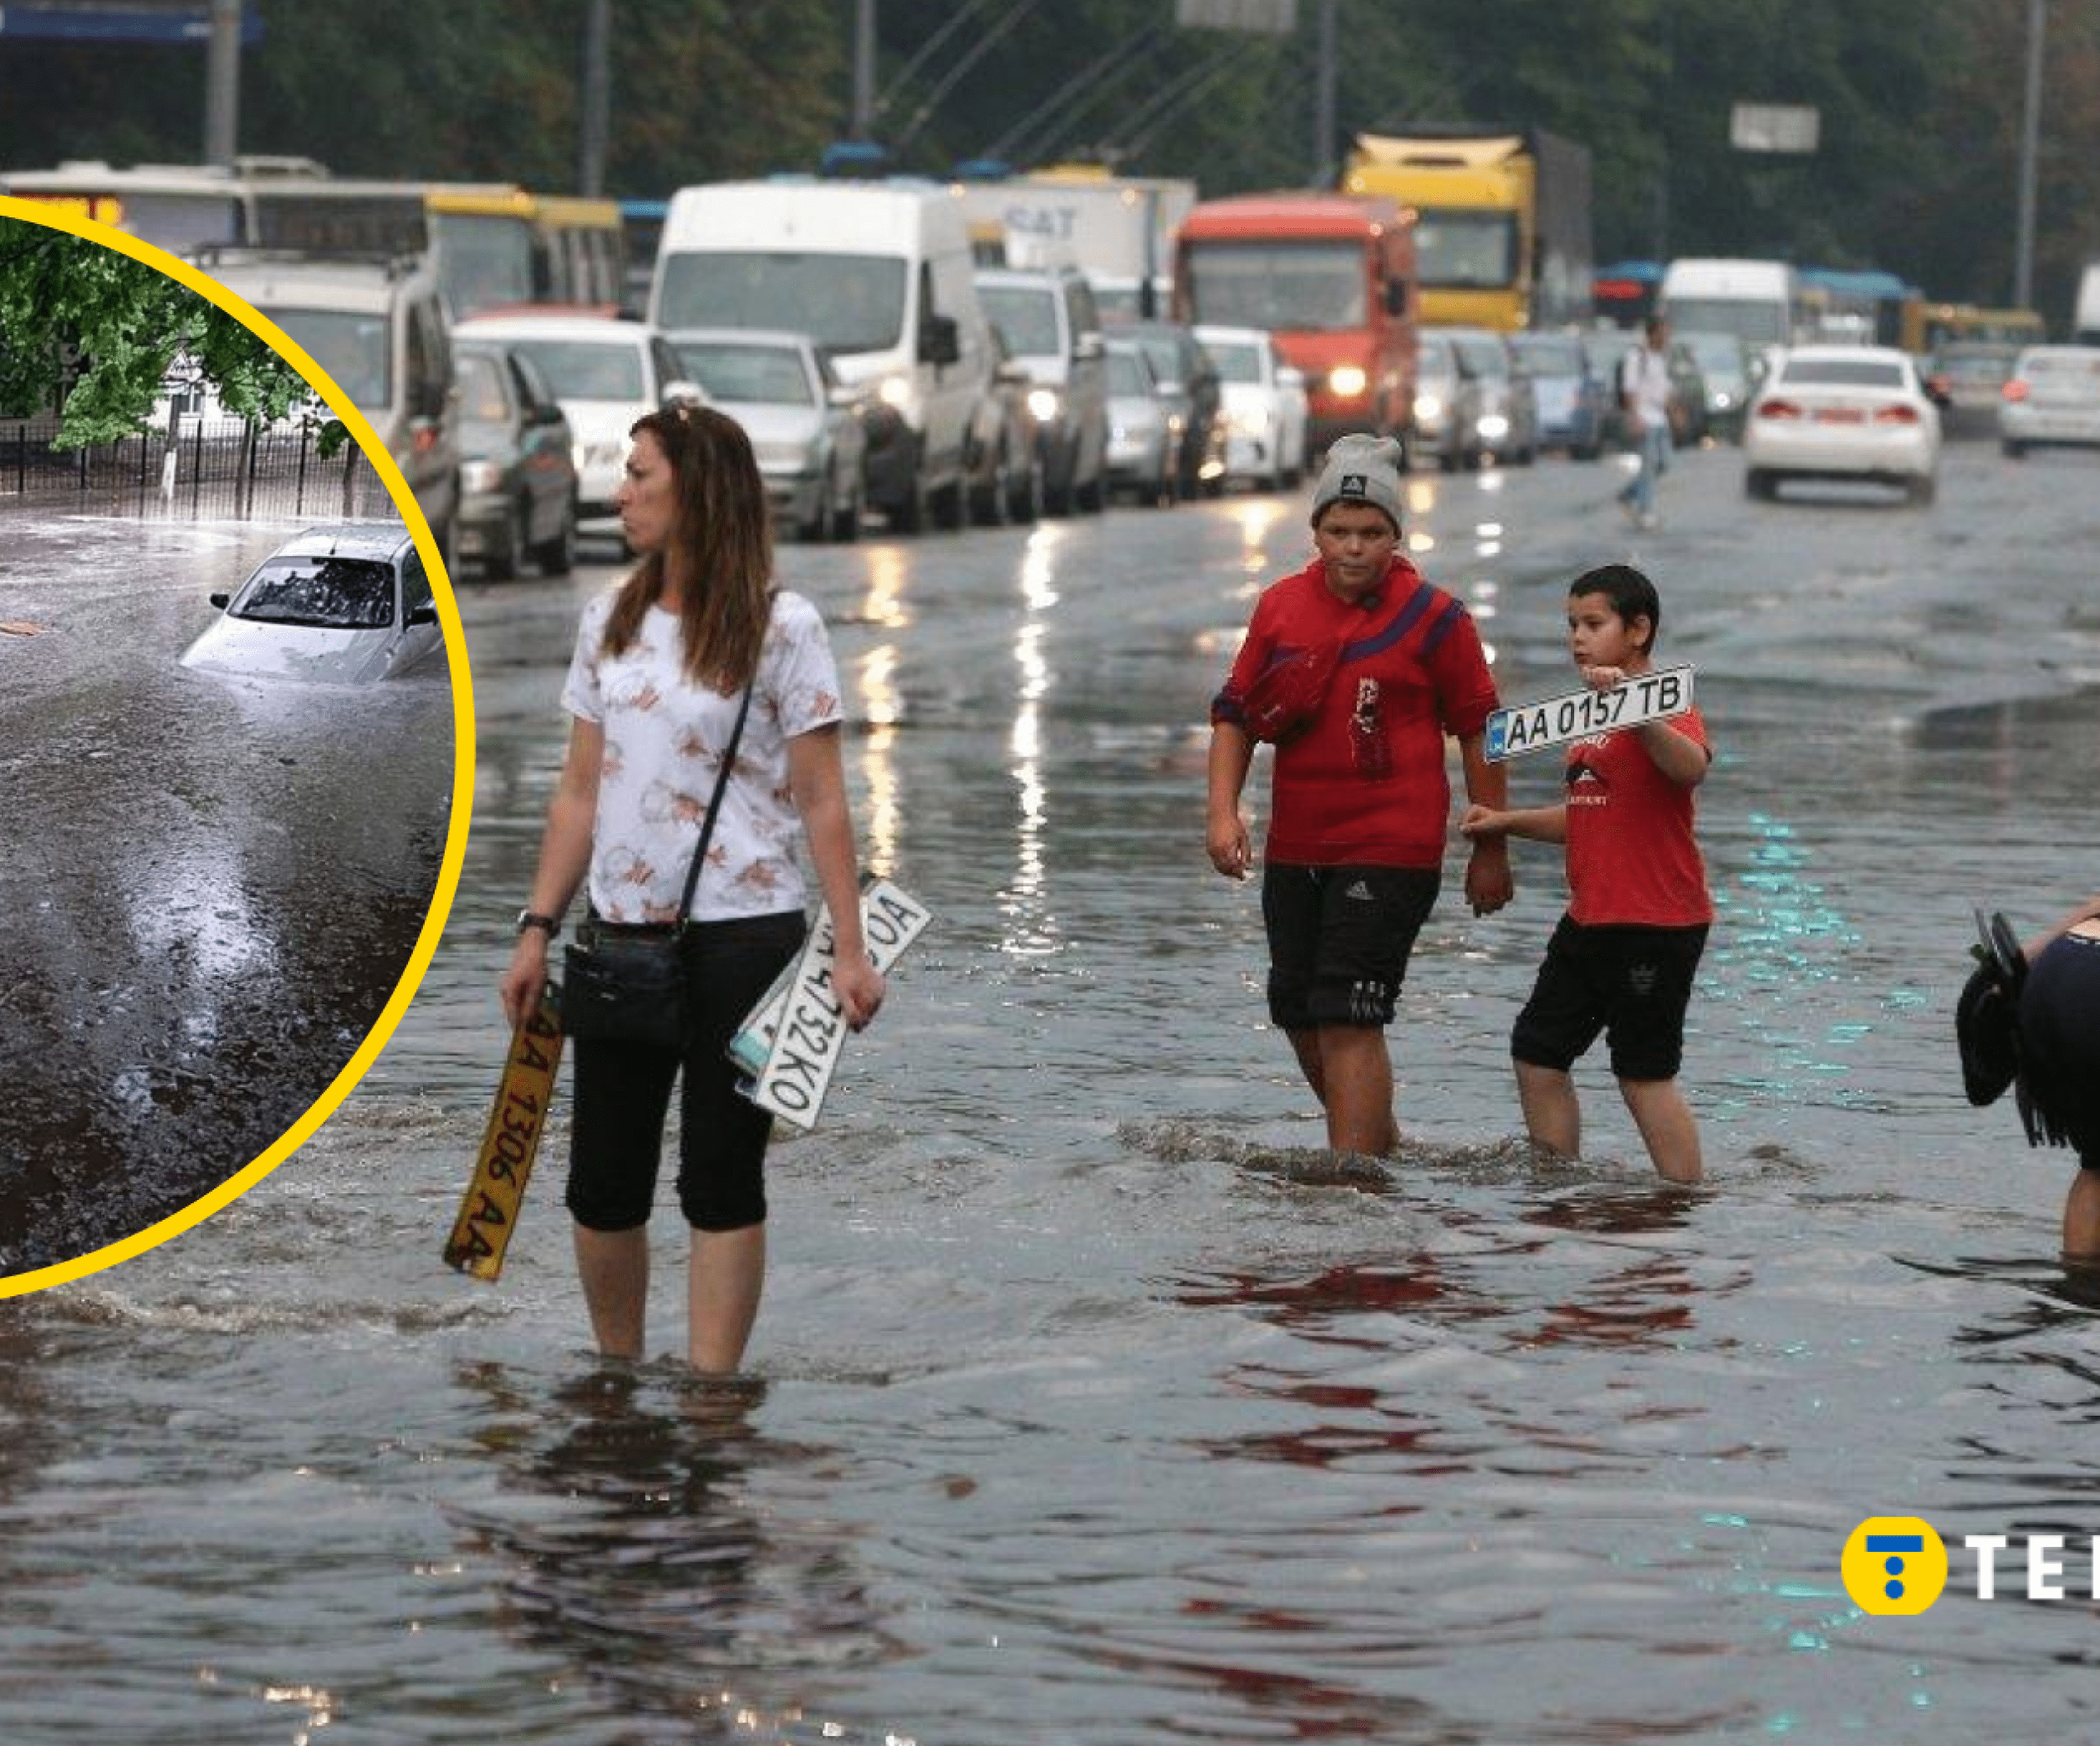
[516,909,560,940]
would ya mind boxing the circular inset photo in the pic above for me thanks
[0,199,471,1290]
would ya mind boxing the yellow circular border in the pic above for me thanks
[0,195,476,1297]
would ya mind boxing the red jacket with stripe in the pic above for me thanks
[1213,555,1499,868]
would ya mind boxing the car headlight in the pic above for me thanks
[876,374,914,411]
[461,460,502,494]
[1328,365,1369,400]
[1477,413,1509,442]
[1027,386,1062,424]
[1414,392,1444,421]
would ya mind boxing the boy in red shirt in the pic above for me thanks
[1460,563,1712,1183]
[1208,433,1511,1156]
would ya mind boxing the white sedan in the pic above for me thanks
[1194,323,1309,491]
[454,312,705,517]
[1744,344,1941,504]
[1998,345,2100,457]
[180,523,443,684]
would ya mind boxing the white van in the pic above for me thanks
[651,180,993,532]
[2074,263,2100,346]
[1660,258,1803,365]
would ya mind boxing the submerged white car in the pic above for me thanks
[1744,344,1941,503]
[180,523,443,683]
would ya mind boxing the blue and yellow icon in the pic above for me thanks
[1841,1516,1949,1615]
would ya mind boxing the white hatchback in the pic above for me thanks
[1194,323,1309,491]
[1744,344,1941,504]
[1998,345,2100,458]
[181,523,443,684]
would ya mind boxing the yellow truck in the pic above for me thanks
[1341,130,1593,332]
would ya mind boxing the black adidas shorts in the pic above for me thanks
[1262,862,1441,1031]
[1511,915,1707,1082]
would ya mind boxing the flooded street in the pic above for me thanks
[4,438,2099,1742]
[0,515,453,1272]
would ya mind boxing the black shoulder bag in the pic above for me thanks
[559,678,756,1049]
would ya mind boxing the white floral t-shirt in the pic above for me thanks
[561,588,843,923]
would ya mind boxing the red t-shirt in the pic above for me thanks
[1213,555,1500,868]
[1562,704,1714,926]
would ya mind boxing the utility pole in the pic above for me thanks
[203,0,242,167]
[2013,0,2045,310]
[1311,0,1337,186]
[852,0,878,139]
[580,0,611,196]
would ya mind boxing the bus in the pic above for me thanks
[1174,192,1418,455]
[0,160,625,318]
[1593,259,1664,329]
[1899,300,2046,357]
[1799,267,1918,348]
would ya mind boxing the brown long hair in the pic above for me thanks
[602,405,773,690]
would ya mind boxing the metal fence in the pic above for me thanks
[0,416,394,521]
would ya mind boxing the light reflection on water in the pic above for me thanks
[3,449,2099,1742]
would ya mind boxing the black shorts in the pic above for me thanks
[565,910,807,1233]
[1511,915,1708,1082]
[2021,931,2100,1170]
[1262,862,1441,1031]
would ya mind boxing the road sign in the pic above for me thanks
[1176,0,1297,32]
[1730,103,1819,153]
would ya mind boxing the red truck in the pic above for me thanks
[1173,192,1418,461]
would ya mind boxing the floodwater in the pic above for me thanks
[0,515,452,1271]
[3,440,2098,1743]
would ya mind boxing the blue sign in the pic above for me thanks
[0,6,264,43]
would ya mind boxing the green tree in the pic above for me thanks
[0,217,315,447]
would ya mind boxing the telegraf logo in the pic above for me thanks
[1843,1516,2100,1613]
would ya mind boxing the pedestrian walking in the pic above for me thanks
[499,404,884,1373]
[1461,563,1712,1183]
[1615,315,1674,531]
[1206,433,1512,1156]
[1958,894,2100,1262]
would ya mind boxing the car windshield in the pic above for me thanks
[1937,351,2014,384]
[502,338,645,401]
[268,309,390,410]
[1183,242,1365,332]
[1781,359,1906,389]
[1413,210,1519,289]
[1106,350,1149,395]
[232,557,395,630]
[1453,335,1506,377]
[455,352,515,428]
[1664,296,1790,346]
[675,343,814,406]
[655,252,907,354]
[1513,337,1583,375]
[1205,340,1262,383]
[978,285,1060,356]
[1678,332,1746,375]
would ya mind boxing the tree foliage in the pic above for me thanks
[0,0,2094,325]
[0,218,317,448]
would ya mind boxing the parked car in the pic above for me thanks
[1998,345,2100,457]
[1103,335,1180,506]
[974,264,1110,515]
[180,522,442,683]
[1118,320,1226,497]
[1414,327,1536,470]
[1672,328,1758,443]
[196,248,461,566]
[1925,342,2021,441]
[1744,343,1941,504]
[1194,323,1309,490]
[450,340,582,577]
[670,328,868,541]
[454,311,702,518]
[1508,331,1606,459]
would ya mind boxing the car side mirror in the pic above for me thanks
[1277,365,1305,391]
[1073,330,1104,363]
[406,602,439,627]
[1383,278,1407,318]
[209,591,231,609]
[920,314,961,367]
